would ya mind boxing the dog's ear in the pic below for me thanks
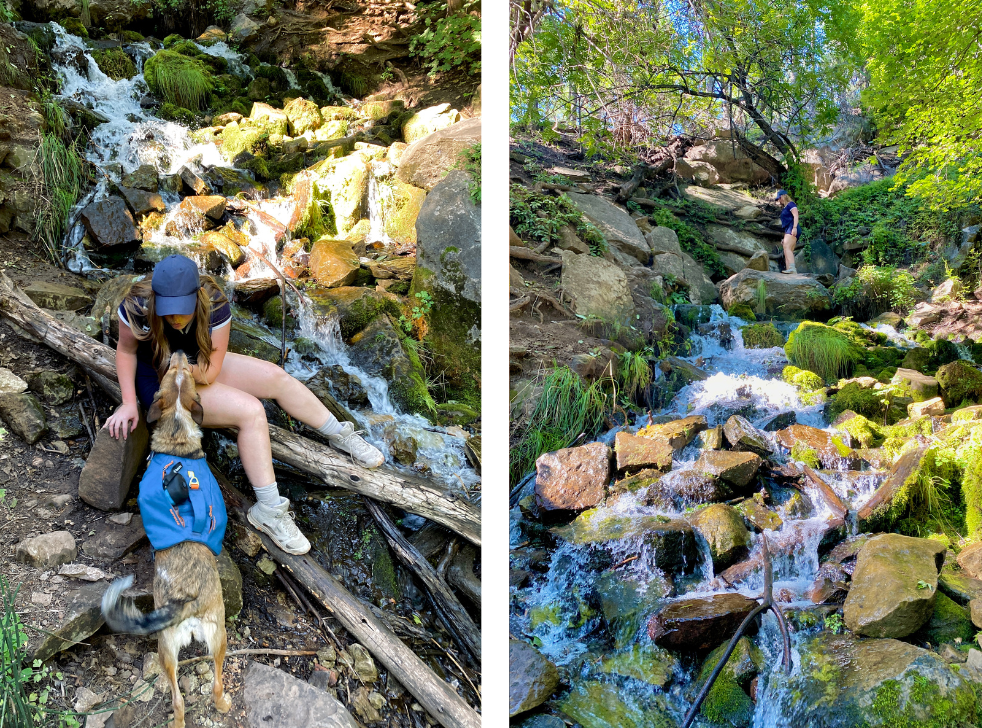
[189,396,204,425]
[146,398,162,424]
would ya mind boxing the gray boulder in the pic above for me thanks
[681,252,718,304]
[80,197,139,247]
[560,250,635,322]
[15,531,77,569]
[78,407,149,511]
[719,269,832,318]
[567,192,650,265]
[397,117,480,191]
[0,392,48,444]
[243,660,360,728]
[509,639,559,716]
[706,225,769,257]
[29,581,109,662]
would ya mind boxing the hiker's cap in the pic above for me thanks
[776,189,788,200]
[152,255,200,317]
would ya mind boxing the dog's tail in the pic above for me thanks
[101,576,183,634]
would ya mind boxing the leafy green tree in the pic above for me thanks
[859,0,982,210]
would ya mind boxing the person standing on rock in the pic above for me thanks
[777,189,800,274]
[103,254,385,555]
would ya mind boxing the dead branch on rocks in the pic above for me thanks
[509,246,562,265]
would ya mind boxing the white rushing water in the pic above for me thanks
[47,24,478,492]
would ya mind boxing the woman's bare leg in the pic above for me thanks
[197,381,275,487]
[213,353,331,429]
[783,234,797,271]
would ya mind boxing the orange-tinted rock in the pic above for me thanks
[308,238,360,288]
[614,431,673,476]
[534,442,611,513]
[696,450,762,488]
[637,415,708,450]
[648,593,759,650]
[179,195,227,221]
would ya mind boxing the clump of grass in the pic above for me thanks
[143,50,213,111]
[741,323,784,349]
[34,132,84,264]
[454,142,481,205]
[618,349,652,402]
[785,321,863,383]
[509,366,612,485]
[510,184,608,256]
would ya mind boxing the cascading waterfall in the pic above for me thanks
[511,306,918,725]
[46,23,477,491]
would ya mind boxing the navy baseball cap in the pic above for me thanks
[152,255,200,316]
[776,189,788,200]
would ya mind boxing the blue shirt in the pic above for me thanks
[780,202,799,235]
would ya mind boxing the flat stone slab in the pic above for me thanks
[648,593,759,650]
[15,530,77,568]
[30,581,108,662]
[243,660,360,728]
[81,515,147,560]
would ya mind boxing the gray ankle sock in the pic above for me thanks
[315,415,343,437]
[254,482,286,508]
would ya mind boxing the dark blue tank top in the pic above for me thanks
[780,202,798,234]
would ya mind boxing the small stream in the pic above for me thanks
[510,306,912,726]
[48,24,478,493]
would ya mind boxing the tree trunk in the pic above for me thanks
[214,471,482,728]
[0,271,480,546]
[615,164,650,203]
[364,498,481,665]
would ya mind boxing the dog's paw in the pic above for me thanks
[215,693,231,713]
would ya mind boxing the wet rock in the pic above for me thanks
[82,515,147,560]
[410,170,481,406]
[80,197,139,247]
[690,503,752,571]
[595,572,674,648]
[560,250,635,321]
[723,415,773,456]
[936,360,982,407]
[15,530,77,569]
[199,229,246,268]
[347,643,378,684]
[216,549,243,619]
[648,593,759,650]
[0,367,27,395]
[179,194,226,222]
[938,570,982,604]
[908,397,945,417]
[890,368,939,402]
[232,277,280,307]
[719,269,832,318]
[78,408,149,511]
[228,317,282,364]
[843,533,945,638]
[765,633,979,727]
[534,442,611,513]
[614,431,673,476]
[775,424,856,468]
[699,426,724,450]
[401,103,460,144]
[806,562,850,604]
[857,446,929,529]
[697,637,764,727]
[736,495,783,532]
[559,680,673,728]
[659,355,708,383]
[368,256,415,281]
[346,316,431,415]
[636,415,707,450]
[397,117,481,191]
[121,164,158,192]
[652,470,728,505]
[760,411,796,431]
[118,187,165,218]
[309,238,360,288]
[509,640,559,716]
[308,365,369,407]
[918,591,974,645]
[26,371,74,405]
[696,450,762,488]
[243,660,359,728]
[23,281,92,311]
[176,165,212,196]
[0,392,47,444]
[567,191,651,265]
[29,581,109,662]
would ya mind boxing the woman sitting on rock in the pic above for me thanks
[777,189,801,274]
[104,254,384,555]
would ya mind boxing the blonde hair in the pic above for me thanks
[121,275,228,377]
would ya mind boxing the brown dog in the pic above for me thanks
[102,351,230,728]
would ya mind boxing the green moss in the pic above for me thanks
[699,638,763,726]
[158,103,196,123]
[168,39,202,57]
[219,123,268,162]
[434,402,478,426]
[58,18,88,38]
[786,321,864,383]
[783,365,824,391]
[240,156,270,180]
[727,303,757,321]
[868,673,976,727]
[255,63,290,93]
[937,361,982,407]
[92,47,136,80]
[835,413,884,448]
[144,50,213,111]
[919,592,974,645]
[162,34,184,48]
[741,322,784,349]
[827,382,889,423]
[791,442,821,469]
[121,30,144,42]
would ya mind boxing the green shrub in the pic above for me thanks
[92,47,136,80]
[785,321,863,383]
[144,50,213,111]
[741,323,784,349]
[410,0,481,77]
[826,382,889,422]
[832,265,917,321]
[510,184,607,256]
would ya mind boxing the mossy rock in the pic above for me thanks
[936,360,982,407]
[597,644,677,687]
[158,103,196,123]
[741,322,784,349]
[121,30,144,42]
[594,571,673,649]
[254,64,291,93]
[295,68,335,104]
[162,34,184,48]
[917,592,974,645]
[786,321,863,383]
[434,402,478,426]
[211,73,244,99]
[168,39,202,57]
[791,441,821,469]
[559,681,677,728]
[143,50,213,111]
[219,122,268,162]
[699,637,764,727]
[826,381,889,423]
[833,412,884,449]
[901,346,933,373]
[58,18,88,38]
[283,96,322,135]
[92,48,136,80]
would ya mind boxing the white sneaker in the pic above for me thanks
[782,267,797,274]
[247,499,310,555]
[326,422,385,468]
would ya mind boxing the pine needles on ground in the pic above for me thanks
[143,50,212,111]
[33,132,84,264]
[509,365,613,485]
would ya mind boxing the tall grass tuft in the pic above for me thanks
[34,132,84,264]
[618,349,652,402]
[143,51,212,111]
[785,321,862,383]
[509,365,613,485]
[79,0,90,27]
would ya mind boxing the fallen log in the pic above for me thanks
[509,246,562,265]
[213,470,482,728]
[0,270,480,546]
[364,498,481,665]
[409,525,481,607]
[615,164,650,203]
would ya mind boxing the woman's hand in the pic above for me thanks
[105,402,139,440]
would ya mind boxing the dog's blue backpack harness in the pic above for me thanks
[139,452,227,555]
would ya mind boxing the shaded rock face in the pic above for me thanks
[567,192,651,265]
[216,550,243,619]
[243,660,359,728]
[78,407,149,511]
[763,634,979,728]
[23,281,93,311]
[560,250,636,323]
[346,315,430,415]
[0,392,47,443]
[534,442,611,513]
[723,415,773,456]
[719,269,832,318]
[684,140,770,185]
[690,503,752,571]
[30,582,109,662]
[509,639,560,716]
[696,450,762,489]
[843,533,945,638]
[411,170,481,407]
[397,117,481,192]
[890,368,939,402]
[648,593,759,650]
[81,197,139,246]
